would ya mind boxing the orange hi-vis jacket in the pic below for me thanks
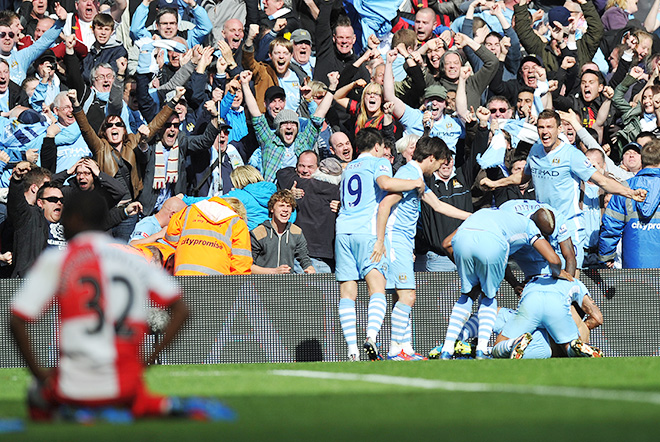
[164,197,253,275]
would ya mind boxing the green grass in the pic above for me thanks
[2,358,659,441]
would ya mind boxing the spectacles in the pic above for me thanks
[106,121,125,128]
[42,196,64,204]
[94,74,115,81]
[489,107,508,114]
[163,122,179,128]
[0,31,15,39]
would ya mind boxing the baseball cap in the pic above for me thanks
[17,109,46,125]
[290,29,312,44]
[520,55,543,68]
[33,49,57,67]
[218,117,231,131]
[265,86,286,102]
[423,84,447,101]
[548,6,571,27]
[622,142,642,155]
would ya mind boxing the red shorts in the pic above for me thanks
[31,377,169,420]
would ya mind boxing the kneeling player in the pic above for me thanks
[11,193,231,421]
[492,276,604,358]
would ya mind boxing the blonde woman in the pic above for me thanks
[333,80,396,139]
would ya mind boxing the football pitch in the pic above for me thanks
[1,357,659,441]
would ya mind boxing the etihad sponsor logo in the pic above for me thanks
[530,167,559,177]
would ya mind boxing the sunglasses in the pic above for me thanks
[0,31,15,39]
[489,107,509,114]
[42,196,64,204]
[106,121,125,128]
[164,122,179,128]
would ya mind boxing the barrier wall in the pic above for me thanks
[1,269,659,367]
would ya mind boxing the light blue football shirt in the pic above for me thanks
[386,161,431,242]
[499,199,570,247]
[458,208,543,255]
[520,275,589,308]
[398,105,465,152]
[524,141,596,234]
[336,153,392,236]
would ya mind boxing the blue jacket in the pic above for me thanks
[224,181,277,231]
[599,168,660,268]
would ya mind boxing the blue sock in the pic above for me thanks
[476,297,498,353]
[366,293,387,341]
[442,294,474,354]
[492,339,514,358]
[390,302,411,352]
[458,314,479,341]
[339,298,359,356]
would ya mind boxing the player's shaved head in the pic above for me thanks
[531,208,555,237]
[61,191,108,240]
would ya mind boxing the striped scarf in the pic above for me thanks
[153,140,179,190]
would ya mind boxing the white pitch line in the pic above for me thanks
[270,370,660,405]
[163,370,246,377]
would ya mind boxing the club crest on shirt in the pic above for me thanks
[398,274,407,283]
[452,179,462,188]
[551,158,560,164]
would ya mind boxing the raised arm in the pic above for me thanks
[240,70,261,117]
[383,50,407,119]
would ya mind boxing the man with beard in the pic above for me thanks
[41,91,93,173]
[241,69,336,182]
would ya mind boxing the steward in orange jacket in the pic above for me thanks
[164,197,252,275]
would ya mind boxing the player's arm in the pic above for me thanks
[532,237,573,281]
[441,228,459,262]
[570,305,590,342]
[590,171,647,202]
[581,295,603,330]
[372,192,402,263]
[145,299,189,365]
[421,192,471,220]
[376,175,424,193]
[480,169,530,190]
[504,266,524,295]
[10,315,50,382]
[558,237,577,277]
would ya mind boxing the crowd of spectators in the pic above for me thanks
[0,0,659,277]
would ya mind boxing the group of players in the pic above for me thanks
[334,121,610,361]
